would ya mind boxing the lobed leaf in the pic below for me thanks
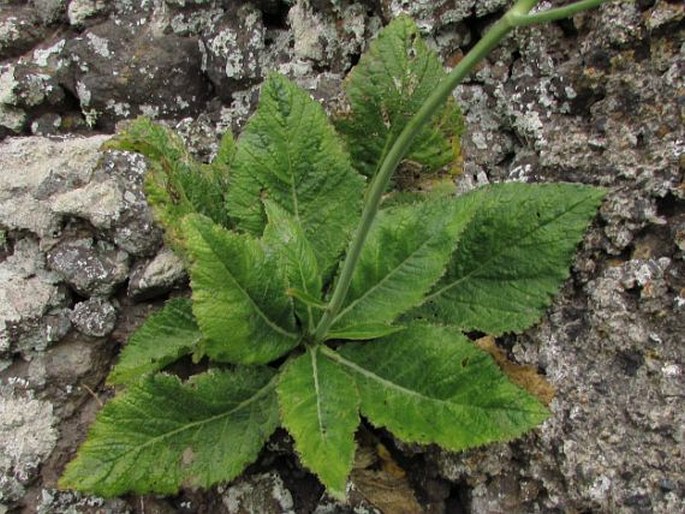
[108,298,201,386]
[325,323,549,450]
[329,196,477,333]
[60,368,279,497]
[277,347,359,498]
[105,117,232,250]
[263,200,323,332]
[335,15,463,180]
[183,214,299,365]
[412,183,606,334]
[226,73,365,275]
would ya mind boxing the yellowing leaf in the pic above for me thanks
[183,215,299,364]
[475,336,555,406]
[105,117,232,251]
[60,368,279,497]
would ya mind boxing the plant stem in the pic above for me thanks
[509,0,608,26]
[312,0,609,342]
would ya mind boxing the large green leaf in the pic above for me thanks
[108,298,201,386]
[263,200,322,332]
[335,15,463,179]
[329,196,477,333]
[325,323,549,450]
[183,214,299,364]
[412,183,605,334]
[226,73,365,275]
[104,117,232,249]
[60,368,279,497]
[277,347,359,498]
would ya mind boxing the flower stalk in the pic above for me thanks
[313,0,610,341]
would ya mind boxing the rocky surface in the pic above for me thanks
[0,1,683,513]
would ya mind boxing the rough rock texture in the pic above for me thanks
[127,247,187,301]
[0,1,683,513]
[222,473,296,514]
[0,238,70,365]
[69,297,117,337]
[0,379,58,506]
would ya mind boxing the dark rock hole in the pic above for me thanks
[614,349,645,377]
[444,482,471,513]
[262,1,291,31]
[655,192,683,218]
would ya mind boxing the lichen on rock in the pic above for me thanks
[0,0,683,512]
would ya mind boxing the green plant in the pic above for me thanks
[61,0,608,499]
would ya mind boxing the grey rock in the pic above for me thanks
[65,19,210,130]
[128,247,187,301]
[51,179,124,229]
[0,104,26,137]
[289,2,333,63]
[27,336,100,390]
[45,146,161,256]
[167,5,224,37]
[645,1,685,31]
[0,380,58,504]
[46,237,129,297]
[102,150,163,257]
[579,1,645,48]
[30,112,64,135]
[0,5,48,60]
[0,135,109,238]
[199,4,265,101]
[0,238,70,358]
[1,62,66,111]
[599,191,663,255]
[0,135,162,257]
[454,83,514,170]
[30,0,67,25]
[36,489,130,514]
[66,0,109,27]
[70,297,117,337]
[287,1,371,72]
[0,38,75,136]
[222,473,295,514]
[165,0,215,6]
[380,0,507,32]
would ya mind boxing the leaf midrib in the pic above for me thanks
[105,374,278,462]
[198,226,298,340]
[310,348,327,440]
[423,195,592,304]
[331,223,444,327]
[320,346,542,414]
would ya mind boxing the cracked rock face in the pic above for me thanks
[0,381,58,505]
[0,238,70,363]
[0,1,683,513]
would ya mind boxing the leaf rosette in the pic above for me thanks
[61,14,606,501]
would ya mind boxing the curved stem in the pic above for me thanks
[509,0,607,26]
[312,0,610,342]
